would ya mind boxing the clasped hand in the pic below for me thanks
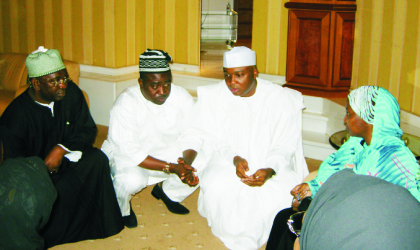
[234,156,274,187]
[175,158,199,187]
[290,183,312,211]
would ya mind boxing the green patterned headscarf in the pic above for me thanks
[25,46,66,78]
[348,86,402,145]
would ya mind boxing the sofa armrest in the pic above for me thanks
[303,170,318,183]
[64,60,80,85]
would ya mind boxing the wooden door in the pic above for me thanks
[286,10,331,87]
[284,1,356,97]
[332,12,355,87]
[234,0,253,40]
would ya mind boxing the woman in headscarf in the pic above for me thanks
[298,168,420,250]
[266,86,420,250]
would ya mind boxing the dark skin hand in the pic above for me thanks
[177,158,199,186]
[44,145,68,173]
[290,183,312,211]
[177,149,199,186]
[139,156,198,186]
[234,156,274,187]
[181,149,198,165]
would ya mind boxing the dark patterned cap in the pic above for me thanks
[139,49,172,73]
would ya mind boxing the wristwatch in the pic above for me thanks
[163,162,171,175]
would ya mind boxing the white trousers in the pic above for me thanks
[112,166,199,216]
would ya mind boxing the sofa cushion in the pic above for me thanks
[0,54,28,92]
[0,59,7,90]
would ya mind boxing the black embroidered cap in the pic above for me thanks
[139,49,172,73]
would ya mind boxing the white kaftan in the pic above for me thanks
[179,78,308,250]
[101,84,199,216]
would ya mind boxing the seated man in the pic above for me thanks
[178,47,309,249]
[0,157,56,250]
[101,49,199,228]
[0,47,124,248]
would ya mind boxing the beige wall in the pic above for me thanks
[0,0,200,68]
[3,0,420,116]
[352,0,420,116]
[252,0,289,76]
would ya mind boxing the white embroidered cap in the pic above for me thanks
[223,46,256,68]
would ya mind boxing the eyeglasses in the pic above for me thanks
[287,211,305,237]
[39,77,72,87]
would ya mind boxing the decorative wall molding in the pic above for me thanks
[401,111,420,129]
[400,111,420,138]
[80,63,200,76]
[171,63,200,73]
[258,73,286,85]
[80,65,138,76]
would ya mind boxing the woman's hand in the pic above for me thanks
[290,183,312,211]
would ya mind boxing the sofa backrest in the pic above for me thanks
[0,53,80,92]
[0,53,29,91]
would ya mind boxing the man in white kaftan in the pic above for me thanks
[178,47,308,249]
[101,49,200,228]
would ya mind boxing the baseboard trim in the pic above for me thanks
[171,63,200,73]
[80,63,200,76]
[258,74,286,85]
[401,110,420,129]
[80,65,137,76]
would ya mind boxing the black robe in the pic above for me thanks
[0,82,124,248]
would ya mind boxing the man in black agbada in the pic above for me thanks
[0,46,123,248]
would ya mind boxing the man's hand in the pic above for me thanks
[241,168,274,187]
[181,149,197,166]
[290,183,312,211]
[234,156,250,179]
[172,158,199,187]
[138,156,198,186]
[44,145,67,173]
[234,156,274,187]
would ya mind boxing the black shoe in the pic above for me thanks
[151,184,189,215]
[122,204,138,228]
